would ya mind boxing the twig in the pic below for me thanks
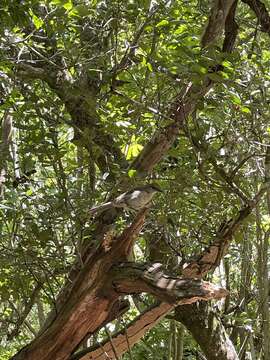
[105,326,120,360]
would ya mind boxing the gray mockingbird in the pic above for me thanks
[89,184,162,214]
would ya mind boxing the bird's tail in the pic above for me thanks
[89,201,113,214]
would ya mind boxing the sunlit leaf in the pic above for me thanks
[156,19,169,27]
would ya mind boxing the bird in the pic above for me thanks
[89,184,162,214]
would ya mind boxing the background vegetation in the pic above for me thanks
[0,0,269,359]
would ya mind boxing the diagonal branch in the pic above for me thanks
[130,1,239,176]
[75,0,241,274]
[185,129,250,203]
[222,0,239,52]
[70,301,171,360]
[182,181,270,278]
[41,209,148,333]
[7,282,43,341]
[241,0,270,34]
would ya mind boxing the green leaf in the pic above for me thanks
[230,94,241,105]
[128,169,137,178]
[141,56,147,66]
[174,24,187,35]
[240,106,251,114]
[190,63,207,75]
[262,50,270,61]
[51,0,73,10]
[156,19,169,27]
[147,62,153,72]
[126,142,143,160]
[63,1,73,11]
[26,188,33,196]
[126,136,143,160]
[28,10,44,29]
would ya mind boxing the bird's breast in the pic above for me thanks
[126,190,154,210]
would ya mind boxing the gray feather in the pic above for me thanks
[89,201,113,214]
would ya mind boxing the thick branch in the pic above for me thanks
[110,262,227,304]
[130,85,208,175]
[175,303,239,360]
[15,63,48,81]
[201,0,236,47]
[73,263,227,360]
[73,299,130,354]
[242,0,270,34]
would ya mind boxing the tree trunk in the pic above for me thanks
[175,303,239,360]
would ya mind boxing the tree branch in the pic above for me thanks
[0,112,13,197]
[241,0,270,34]
[111,262,227,304]
[75,180,269,360]
[182,181,270,278]
[72,262,227,360]
[201,0,237,47]
[15,63,128,172]
[185,129,250,204]
[7,282,43,340]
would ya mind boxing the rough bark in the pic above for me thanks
[73,282,226,360]
[241,0,270,34]
[11,211,227,360]
[201,0,236,47]
[110,262,227,304]
[0,112,12,198]
[175,303,239,360]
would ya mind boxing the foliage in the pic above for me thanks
[0,0,269,359]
